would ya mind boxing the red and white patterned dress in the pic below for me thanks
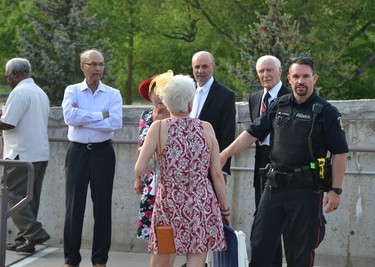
[148,117,226,255]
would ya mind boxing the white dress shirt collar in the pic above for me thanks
[197,76,214,94]
[80,79,108,94]
[265,81,282,101]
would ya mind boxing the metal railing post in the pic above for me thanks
[0,160,34,267]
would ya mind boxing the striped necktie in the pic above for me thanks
[261,92,270,113]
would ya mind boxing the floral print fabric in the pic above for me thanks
[148,118,226,255]
[137,108,156,239]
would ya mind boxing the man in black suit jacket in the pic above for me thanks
[181,51,235,267]
[191,51,236,181]
[248,55,292,267]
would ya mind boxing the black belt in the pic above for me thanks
[266,166,315,188]
[70,140,112,150]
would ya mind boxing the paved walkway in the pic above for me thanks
[5,246,186,267]
[5,245,333,267]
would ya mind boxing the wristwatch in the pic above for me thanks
[331,187,342,195]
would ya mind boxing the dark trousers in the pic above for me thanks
[249,184,326,267]
[5,160,50,241]
[254,145,286,267]
[63,142,115,266]
[254,145,271,207]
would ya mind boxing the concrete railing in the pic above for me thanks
[2,100,375,266]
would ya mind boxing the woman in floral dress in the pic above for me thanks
[134,74,230,267]
[136,72,170,239]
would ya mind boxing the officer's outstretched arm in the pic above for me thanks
[220,130,257,168]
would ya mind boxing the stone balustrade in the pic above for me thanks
[3,100,375,266]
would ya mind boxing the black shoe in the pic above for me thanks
[17,245,35,254]
[15,235,50,253]
[6,241,24,251]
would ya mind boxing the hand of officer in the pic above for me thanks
[323,191,340,213]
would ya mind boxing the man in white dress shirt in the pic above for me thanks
[61,49,123,267]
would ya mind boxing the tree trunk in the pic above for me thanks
[125,34,134,105]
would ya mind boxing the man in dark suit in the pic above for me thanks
[248,55,291,267]
[191,50,236,182]
[249,55,292,207]
[184,51,236,267]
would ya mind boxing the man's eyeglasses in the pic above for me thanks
[84,62,105,68]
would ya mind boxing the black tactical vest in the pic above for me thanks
[270,94,328,170]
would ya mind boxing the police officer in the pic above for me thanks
[220,56,348,267]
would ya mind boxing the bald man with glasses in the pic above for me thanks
[61,49,123,267]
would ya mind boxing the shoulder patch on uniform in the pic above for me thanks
[337,116,344,130]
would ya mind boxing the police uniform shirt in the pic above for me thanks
[246,90,349,169]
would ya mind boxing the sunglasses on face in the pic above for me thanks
[288,56,314,64]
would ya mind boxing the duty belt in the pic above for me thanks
[265,166,315,189]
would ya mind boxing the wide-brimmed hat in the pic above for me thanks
[138,74,160,102]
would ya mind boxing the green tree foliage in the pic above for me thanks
[183,0,265,97]
[122,0,263,103]
[87,0,142,104]
[90,0,264,104]
[229,0,301,100]
[87,0,200,104]
[18,0,106,105]
[133,1,204,75]
[0,1,28,82]
[0,0,374,102]
[288,0,375,99]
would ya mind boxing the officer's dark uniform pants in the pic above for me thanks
[249,184,326,267]
[63,142,115,266]
[254,145,290,267]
